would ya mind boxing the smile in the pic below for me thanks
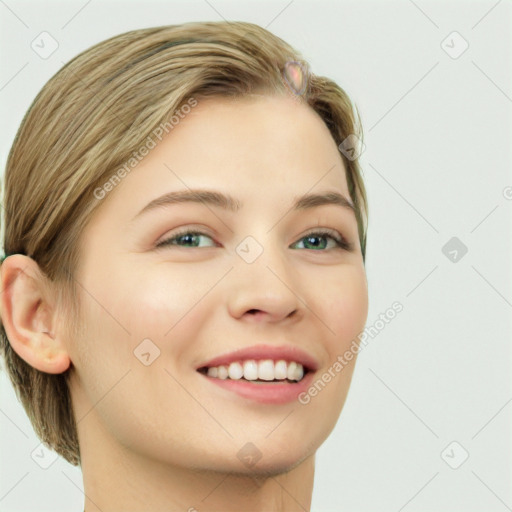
[198,359,306,382]
[195,344,319,404]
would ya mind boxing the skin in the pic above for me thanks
[0,93,368,511]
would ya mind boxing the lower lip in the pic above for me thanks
[199,371,316,404]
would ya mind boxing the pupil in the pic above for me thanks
[306,236,325,249]
[181,234,197,246]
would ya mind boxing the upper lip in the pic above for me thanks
[196,344,319,372]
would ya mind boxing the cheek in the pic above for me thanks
[66,276,197,450]
[322,266,369,351]
[90,266,220,382]
[299,268,367,432]
[120,268,214,340]
[73,259,218,367]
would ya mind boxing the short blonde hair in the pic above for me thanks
[0,21,368,466]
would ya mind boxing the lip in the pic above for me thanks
[195,344,319,405]
[201,370,316,404]
[196,344,319,372]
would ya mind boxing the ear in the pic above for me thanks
[0,254,70,374]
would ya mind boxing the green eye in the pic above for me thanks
[291,230,353,251]
[156,228,353,251]
[156,230,217,248]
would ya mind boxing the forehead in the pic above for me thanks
[89,94,351,226]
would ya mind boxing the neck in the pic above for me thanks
[81,445,315,511]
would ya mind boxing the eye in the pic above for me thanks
[291,229,353,251]
[156,229,218,249]
[156,228,353,251]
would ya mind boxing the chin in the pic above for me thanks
[235,438,317,477]
[209,455,312,480]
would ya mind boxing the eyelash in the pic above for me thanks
[156,228,353,252]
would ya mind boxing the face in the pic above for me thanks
[66,93,368,476]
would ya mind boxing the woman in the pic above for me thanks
[0,20,368,511]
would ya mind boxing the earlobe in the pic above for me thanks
[0,254,71,374]
[22,331,71,374]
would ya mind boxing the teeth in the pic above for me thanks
[287,361,297,380]
[294,363,304,381]
[274,360,288,380]
[228,362,244,380]
[258,359,274,381]
[204,360,306,382]
[243,360,258,380]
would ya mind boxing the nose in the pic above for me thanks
[227,240,303,324]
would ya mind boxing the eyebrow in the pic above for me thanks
[131,188,356,221]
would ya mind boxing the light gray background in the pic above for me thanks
[1,0,511,511]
